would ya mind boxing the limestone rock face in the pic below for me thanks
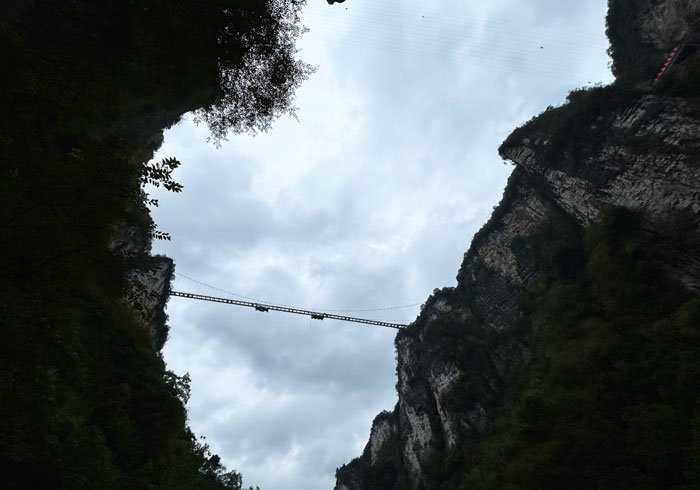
[394,333,439,482]
[462,179,550,331]
[333,411,399,490]
[501,95,700,291]
[336,92,699,486]
[390,175,549,487]
[334,474,362,490]
[126,255,174,350]
[334,3,700,489]
[335,172,551,488]
[639,0,700,49]
[369,416,397,465]
[607,0,700,82]
[112,223,174,351]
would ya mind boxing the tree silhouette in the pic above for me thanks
[192,0,315,143]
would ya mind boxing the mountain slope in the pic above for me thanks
[335,1,700,489]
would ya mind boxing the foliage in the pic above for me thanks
[418,207,700,490]
[499,84,639,170]
[1,0,312,488]
[656,47,700,98]
[606,0,661,84]
[193,0,315,143]
[142,157,184,198]
[140,157,184,241]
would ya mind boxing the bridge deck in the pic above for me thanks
[169,290,408,329]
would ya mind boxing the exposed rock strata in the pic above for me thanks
[335,173,551,488]
[335,3,700,488]
[126,255,174,350]
[501,95,700,290]
[391,175,550,486]
[112,223,174,350]
[607,0,700,83]
[369,415,398,465]
[640,0,700,49]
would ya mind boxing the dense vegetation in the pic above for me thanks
[429,206,700,490]
[497,84,639,169]
[1,1,310,488]
[347,204,700,490]
[605,0,662,84]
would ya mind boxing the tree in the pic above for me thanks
[193,0,315,143]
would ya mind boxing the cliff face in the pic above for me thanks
[393,176,550,484]
[126,255,174,351]
[112,223,174,351]
[502,94,700,291]
[607,0,700,82]
[334,170,555,490]
[335,2,700,489]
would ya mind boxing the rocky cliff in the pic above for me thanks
[335,1,700,489]
[501,93,700,291]
[112,222,174,351]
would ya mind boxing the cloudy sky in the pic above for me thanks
[148,1,613,488]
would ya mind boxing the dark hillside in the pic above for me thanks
[0,1,309,488]
[606,0,700,85]
[426,207,700,490]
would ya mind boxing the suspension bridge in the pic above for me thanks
[169,274,419,329]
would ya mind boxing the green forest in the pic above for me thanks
[1,1,310,488]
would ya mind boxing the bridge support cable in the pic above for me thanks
[169,290,408,329]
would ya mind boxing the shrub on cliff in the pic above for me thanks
[498,84,638,169]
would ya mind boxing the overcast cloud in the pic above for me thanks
[148,1,613,489]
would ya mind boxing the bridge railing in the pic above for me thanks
[169,290,408,329]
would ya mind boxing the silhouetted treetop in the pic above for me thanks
[192,0,315,142]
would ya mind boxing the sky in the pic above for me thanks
[148,1,613,489]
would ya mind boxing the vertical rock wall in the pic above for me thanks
[501,95,700,290]
[112,223,174,351]
[335,2,700,488]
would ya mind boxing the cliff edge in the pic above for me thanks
[335,1,700,489]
